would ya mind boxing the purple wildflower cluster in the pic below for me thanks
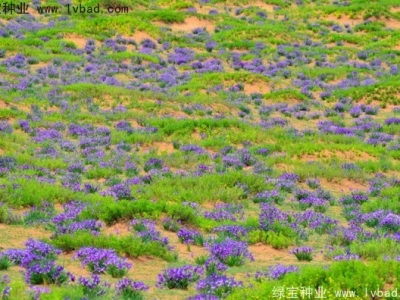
[4,239,67,285]
[74,247,132,278]
[207,239,254,266]
[130,219,171,248]
[195,273,243,298]
[290,246,314,261]
[78,275,111,298]
[212,225,248,240]
[115,278,149,299]
[204,203,244,222]
[156,265,203,289]
[177,228,204,246]
[253,190,284,205]
[255,264,299,281]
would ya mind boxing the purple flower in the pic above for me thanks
[74,247,132,277]
[29,286,50,300]
[156,265,203,289]
[379,213,400,232]
[24,260,68,285]
[290,246,314,261]
[101,183,133,200]
[196,274,243,298]
[130,219,171,249]
[333,254,361,261]
[212,225,247,240]
[116,278,149,299]
[0,121,12,134]
[255,264,299,281]
[259,203,289,231]
[144,158,164,172]
[207,239,253,266]
[177,228,203,246]
[253,190,284,204]
[385,117,400,125]
[78,275,110,297]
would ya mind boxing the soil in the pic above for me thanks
[0,224,52,249]
[151,142,175,155]
[248,243,294,263]
[64,34,87,48]
[244,81,270,94]
[320,178,368,194]
[300,150,377,161]
[103,221,131,236]
[129,31,156,43]
[156,16,215,33]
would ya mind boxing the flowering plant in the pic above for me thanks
[290,246,314,261]
[156,265,203,289]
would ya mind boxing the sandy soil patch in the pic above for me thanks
[384,19,400,29]
[0,100,7,109]
[249,243,293,263]
[58,253,92,277]
[27,6,41,18]
[128,31,156,43]
[156,16,215,33]
[300,150,376,161]
[390,7,400,13]
[320,178,368,193]
[253,1,276,12]
[30,61,49,72]
[323,14,360,26]
[244,81,270,94]
[64,34,87,48]
[0,224,52,249]
[193,3,215,15]
[103,221,131,236]
[152,142,175,154]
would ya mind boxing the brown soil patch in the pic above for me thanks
[151,142,175,155]
[244,81,270,94]
[0,149,3,155]
[128,31,156,43]
[323,14,361,26]
[103,221,131,236]
[0,224,51,250]
[128,256,167,283]
[27,6,41,18]
[391,7,400,13]
[384,19,400,29]
[275,163,294,172]
[191,131,202,140]
[324,150,376,161]
[31,61,49,72]
[202,202,215,210]
[64,34,87,48]
[193,3,214,15]
[300,150,376,161]
[156,16,215,33]
[249,244,293,263]
[320,178,368,193]
[253,1,276,12]
[0,100,7,109]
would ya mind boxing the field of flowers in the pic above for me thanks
[0,0,400,299]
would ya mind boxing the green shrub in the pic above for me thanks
[50,232,178,262]
[248,230,294,249]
